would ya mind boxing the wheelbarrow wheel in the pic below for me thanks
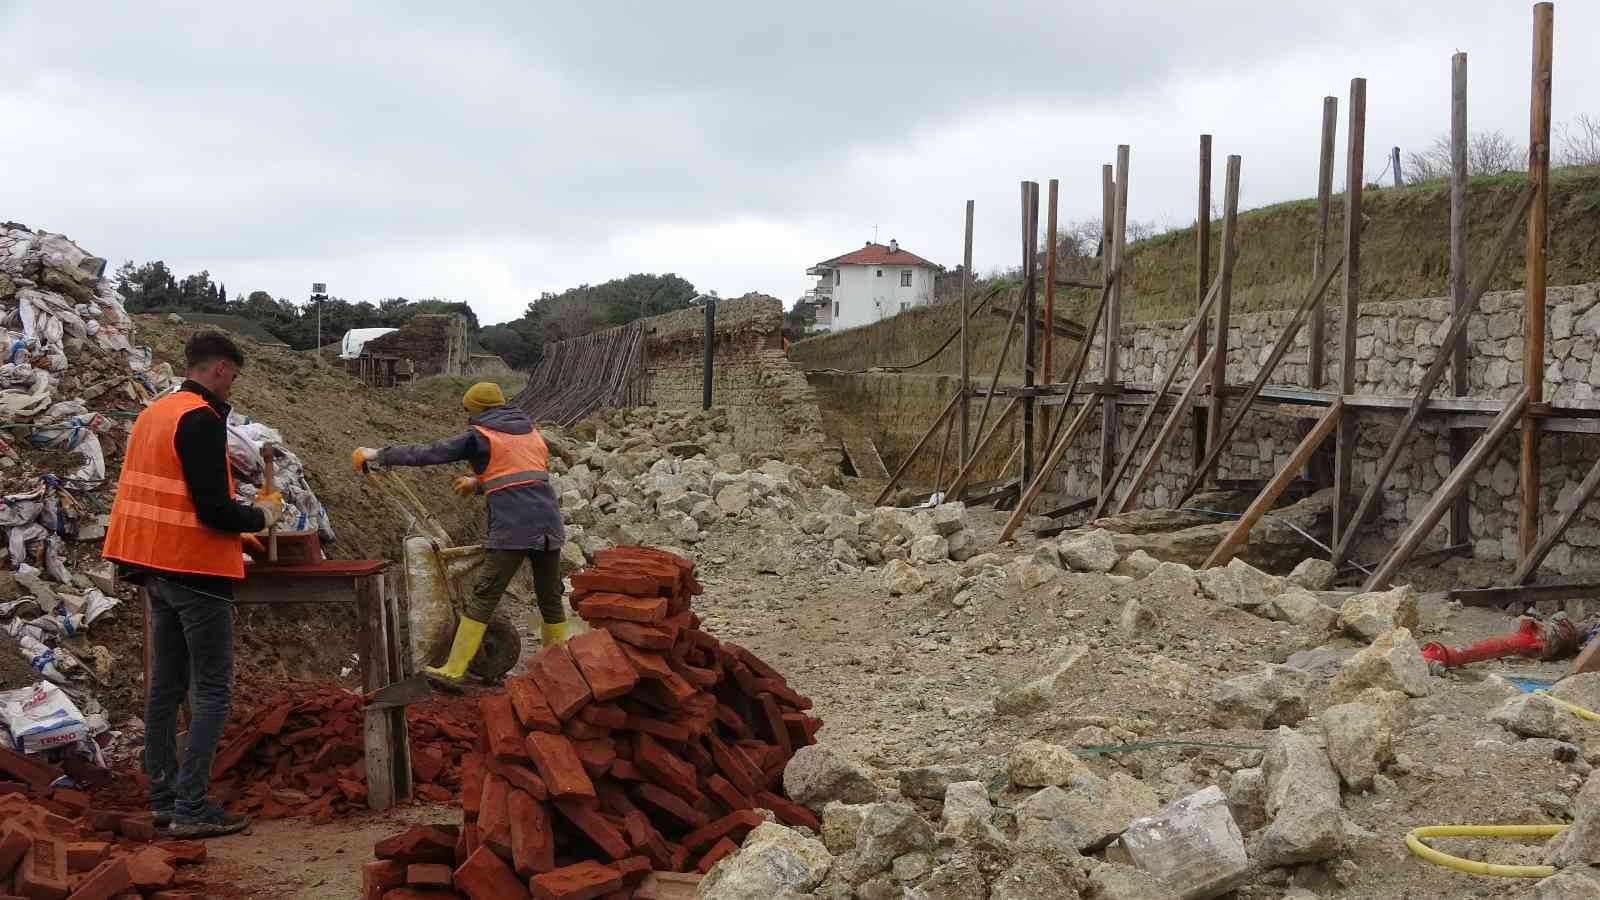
[468,611,522,682]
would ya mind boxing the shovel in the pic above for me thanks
[363,675,433,710]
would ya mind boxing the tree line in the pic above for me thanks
[112,260,698,370]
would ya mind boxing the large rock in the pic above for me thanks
[1088,862,1180,900]
[784,745,882,812]
[1490,693,1576,741]
[910,534,950,564]
[1331,628,1432,699]
[930,503,967,536]
[1322,689,1409,790]
[906,854,989,900]
[1225,767,1266,833]
[995,645,1089,717]
[1257,727,1343,865]
[1287,558,1336,591]
[699,822,832,899]
[1551,673,1600,713]
[1058,528,1120,573]
[1015,771,1161,852]
[1008,740,1088,788]
[1139,562,1202,601]
[1547,770,1600,867]
[1106,489,1333,570]
[939,781,994,834]
[853,802,937,877]
[1195,558,1281,614]
[1266,587,1338,632]
[883,559,925,597]
[897,765,977,801]
[1336,585,1420,641]
[988,855,1084,900]
[1210,664,1311,730]
[1121,786,1249,900]
[1535,866,1600,899]
[1113,549,1162,578]
[714,480,754,515]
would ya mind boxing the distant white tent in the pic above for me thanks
[339,327,397,359]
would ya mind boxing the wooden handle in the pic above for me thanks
[262,443,278,562]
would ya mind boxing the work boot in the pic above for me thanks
[169,805,250,838]
[541,620,568,647]
[152,807,173,828]
[423,616,488,692]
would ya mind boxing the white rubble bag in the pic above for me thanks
[1,681,88,753]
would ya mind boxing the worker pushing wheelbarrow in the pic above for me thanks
[352,381,567,690]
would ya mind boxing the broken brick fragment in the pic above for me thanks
[361,859,406,900]
[404,863,452,889]
[62,857,130,900]
[453,845,528,900]
[527,645,594,722]
[374,825,457,866]
[410,745,445,784]
[529,860,624,900]
[124,846,176,892]
[63,842,108,873]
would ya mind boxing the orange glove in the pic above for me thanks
[453,475,479,497]
[351,447,379,473]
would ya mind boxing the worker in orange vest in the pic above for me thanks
[104,332,286,839]
[351,382,566,690]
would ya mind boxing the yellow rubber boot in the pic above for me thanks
[423,616,487,691]
[540,620,568,647]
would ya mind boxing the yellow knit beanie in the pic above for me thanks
[462,382,505,413]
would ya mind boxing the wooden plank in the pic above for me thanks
[1204,155,1240,459]
[1116,348,1217,514]
[946,397,1021,500]
[932,414,954,496]
[1327,181,1537,565]
[233,575,362,605]
[873,391,962,506]
[1202,400,1342,568]
[1449,52,1471,547]
[1043,179,1059,454]
[359,575,396,811]
[1192,134,1213,475]
[379,574,413,803]
[961,199,974,466]
[1174,250,1345,507]
[1309,97,1337,391]
[1021,181,1040,488]
[1451,581,1600,608]
[1334,77,1366,551]
[1101,148,1131,496]
[1513,453,1600,584]
[1364,387,1531,591]
[1092,265,1227,519]
[1521,2,1554,561]
[999,394,1103,541]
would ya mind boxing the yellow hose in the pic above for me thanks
[1405,825,1565,878]
[1534,690,1600,721]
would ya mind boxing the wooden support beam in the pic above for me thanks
[986,305,1086,340]
[1101,147,1130,496]
[972,283,1025,454]
[1449,53,1471,548]
[1521,2,1554,562]
[1204,155,1240,459]
[1328,182,1537,565]
[874,391,962,507]
[961,199,974,467]
[1043,179,1059,459]
[1092,266,1227,519]
[1192,134,1213,475]
[946,397,1021,500]
[1174,251,1346,507]
[1513,453,1600,585]
[1309,97,1337,391]
[932,413,955,497]
[1364,386,1531,591]
[1116,347,1218,515]
[1203,400,1343,569]
[1000,393,1104,541]
[1452,581,1600,609]
[1021,181,1041,489]
[1334,77,1366,551]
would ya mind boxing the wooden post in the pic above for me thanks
[1365,387,1531,591]
[1192,135,1213,473]
[359,574,396,811]
[1204,155,1241,461]
[1203,400,1343,569]
[1021,182,1040,488]
[961,200,974,466]
[1449,52,1471,547]
[1333,77,1366,549]
[1101,147,1130,495]
[933,415,954,498]
[1515,454,1600,584]
[1390,146,1404,187]
[1042,180,1059,459]
[1520,2,1553,562]
[1310,98,1337,391]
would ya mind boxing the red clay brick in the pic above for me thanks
[608,760,643,782]
[634,735,699,800]
[617,644,674,683]
[380,890,458,900]
[695,838,738,874]
[587,620,676,651]
[461,753,485,822]
[568,631,640,703]
[409,745,445,784]
[680,810,764,854]
[529,860,623,900]
[0,825,30,881]
[13,836,67,900]
[507,790,554,877]
[552,800,629,862]
[624,715,688,743]
[524,733,597,806]
[0,748,61,793]
[621,811,673,871]
[577,704,628,730]
[47,791,88,819]
[62,843,106,874]
[374,826,457,866]
[404,863,452,889]
[571,740,616,778]
[478,774,513,860]
[570,571,658,596]
[713,704,753,739]
[505,677,562,734]
[705,735,761,797]
[754,791,821,832]
[757,694,792,758]
[62,857,130,900]
[576,594,667,625]
[361,859,406,900]
[562,719,611,742]
[453,846,528,900]
[702,775,753,815]
[115,815,157,844]
[527,645,594,722]
[480,694,529,762]
[124,846,175,893]
[612,856,651,885]
[634,871,703,900]
[493,762,549,802]
[151,843,204,868]
[457,824,478,868]
[632,784,709,830]
[754,679,811,710]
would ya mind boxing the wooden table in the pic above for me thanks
[139,558,414,811]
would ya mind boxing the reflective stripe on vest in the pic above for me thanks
[471,424,550,495]
[103,390,244,579]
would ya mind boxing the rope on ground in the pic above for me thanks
[1404,824,1564,878]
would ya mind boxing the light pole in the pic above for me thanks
[311,283,327,361]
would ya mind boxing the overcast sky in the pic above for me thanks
[3,1,1595,325]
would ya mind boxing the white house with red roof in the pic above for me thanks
[804,239,941,331]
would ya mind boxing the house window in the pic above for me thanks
[900,270,913,287]
[876,269,883,277]
[834,270,841,285]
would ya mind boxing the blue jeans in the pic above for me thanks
[144,576,235,820]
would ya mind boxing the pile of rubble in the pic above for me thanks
[0,745,212,897]
[365,546,824,898]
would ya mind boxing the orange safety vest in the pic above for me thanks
[471,425,550,494]
[104,391,244,579]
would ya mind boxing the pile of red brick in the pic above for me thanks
[366,546,824,900]
[207,685,478,821]
[0,747,214,898]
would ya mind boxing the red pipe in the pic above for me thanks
[1420,616,1578,669]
